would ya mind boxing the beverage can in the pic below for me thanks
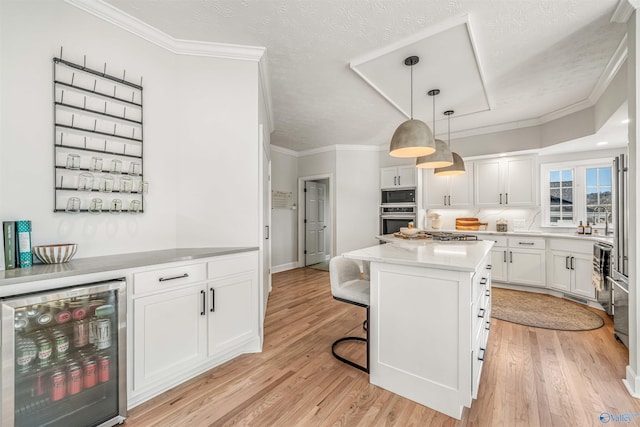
[37,338,53,368]
[67,363,83,395]
[74,319,89,348]
[83,360,97,388]
[96,318,111,350]
[51,370,66,401]
[16,338,37,373]
[89,317,97,345]
[98,355,110,382]
[34,370,45,397]
[54,333,70,360]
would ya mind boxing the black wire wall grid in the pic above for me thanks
[53,48,147,214]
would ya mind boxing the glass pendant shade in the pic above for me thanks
[434,152,466,176]
[389,119,436,158]
[416,139,453,168]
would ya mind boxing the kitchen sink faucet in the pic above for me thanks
[592,206,611,235]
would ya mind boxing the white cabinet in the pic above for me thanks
[423,162,474,207]
[381,165,417,188]
[474,156,536,207]
[480,236,545,287]
[130,251,259,407]
[547,240,595,299]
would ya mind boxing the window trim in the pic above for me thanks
[541,158,614,227]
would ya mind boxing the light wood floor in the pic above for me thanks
[126,267,638,426]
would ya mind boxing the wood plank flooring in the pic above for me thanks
[125,267,638,426]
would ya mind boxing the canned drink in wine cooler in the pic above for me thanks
[53,332,70,360]
[89,317,97,345]
[16,337,37,373]
[96,318,111,350]
[83,359,97,388]
[33,369,46,397]
[74,319,89,348]
[51,369,66,401]
[50,301,72,324]
[70,301,88,320]
[98,355,110,382]
[36,337,53,368]
[67,363,83,395]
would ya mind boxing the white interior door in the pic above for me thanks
[305,181,327,265]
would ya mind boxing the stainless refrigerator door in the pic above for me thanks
[612,274,629,348]
[613,155,629,276]
[1,279,127,427]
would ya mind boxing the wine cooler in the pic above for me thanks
[0,279,127,427]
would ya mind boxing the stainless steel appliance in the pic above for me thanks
[593,242,613,316]
[380,205,417,235]
[380,188,416,205]
[1,279,127,427]
[610,153,629,348]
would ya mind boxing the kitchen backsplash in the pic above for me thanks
[422,208,542,232]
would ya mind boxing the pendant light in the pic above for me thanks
[416,89,453,168]
[389,56,436,158]
[434,110,466,176]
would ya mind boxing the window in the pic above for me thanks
[541,160,613,227]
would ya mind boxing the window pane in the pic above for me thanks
[600,167,612,186]
[586,168,597,186]
[550,206,560,213]
[586,187,598,205]
[562,170,573,183]
[600,187,612,204]
[550,189,560,204]
[562,188,573,203]
[562,206,573,213]
[550,216,560,223]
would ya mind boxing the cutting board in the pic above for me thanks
[455,217,488,231]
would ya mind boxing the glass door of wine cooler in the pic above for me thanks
[1,279,127,427]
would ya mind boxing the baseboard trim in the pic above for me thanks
[271,262,299,274]
[624,365,640,398]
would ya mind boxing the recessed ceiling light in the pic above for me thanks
[622,119,630,124]
[596,141,609,146]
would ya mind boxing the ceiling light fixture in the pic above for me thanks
[416,89,453,168]
[389,56,436,158]
[596,141,609,146]
[434,110,466,176]
[622,119,630,124]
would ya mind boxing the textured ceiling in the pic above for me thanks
[104,0,627,152]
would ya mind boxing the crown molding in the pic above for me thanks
[65,0,266,61]
[259,51,275,133]
[270,145,299,157]
[611,0,638,23]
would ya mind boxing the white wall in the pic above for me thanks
[335,148,379,254]
[175,55,260,248]
[0,0,178,258]
[270,149,298,268]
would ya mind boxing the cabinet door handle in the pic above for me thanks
[571,256,575,270]
[447,195,451,205]
[210,288,215,313]
[509,251,513,263]
[505,193,509,204]
[518,242,535,246]
[565,256,570,270]
[444,195,447,205]
[478,348,486,361]
[398,176,401,186]
[200,290,206,316]
[503,251,507,263]
[265,225,270,240]
[394,176,397,186]
[158,273,189,282]
[478,308,485,318]
[499,193,503,204]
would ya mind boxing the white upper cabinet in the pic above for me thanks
[381,165,417,189]
[474,156,536,207]
[423,162,474,208]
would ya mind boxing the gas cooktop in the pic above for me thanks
[423,232,478,241]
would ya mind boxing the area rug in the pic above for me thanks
[308,261,329,271]
[491,288,604,331]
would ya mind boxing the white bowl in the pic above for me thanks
[399,227,420,236]
[32,244,77,264]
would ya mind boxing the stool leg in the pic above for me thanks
[331,307,369,374]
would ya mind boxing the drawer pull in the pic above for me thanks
[158,273,189,282]
[486,265,492,270]
[478,348,486,361]
[485,289,490,297]
[485,321,491,330]
[480,278,487,285]
[478,308,485,318]
[200,290,206,316]
[518,242,535,246]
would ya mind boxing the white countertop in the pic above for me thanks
[343,239,494,272]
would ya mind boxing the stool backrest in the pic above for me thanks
[329,257,361,296]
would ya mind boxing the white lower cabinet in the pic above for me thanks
[130,251,260,407]
[547,240,595,300]
[478,236,545,287]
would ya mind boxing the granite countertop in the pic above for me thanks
[0,247,258,288]
[344,239,494,272]
[416,229,614,244]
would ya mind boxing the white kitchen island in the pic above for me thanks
[343,237,494,419]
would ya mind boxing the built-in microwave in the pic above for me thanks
[381,188,416,205]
